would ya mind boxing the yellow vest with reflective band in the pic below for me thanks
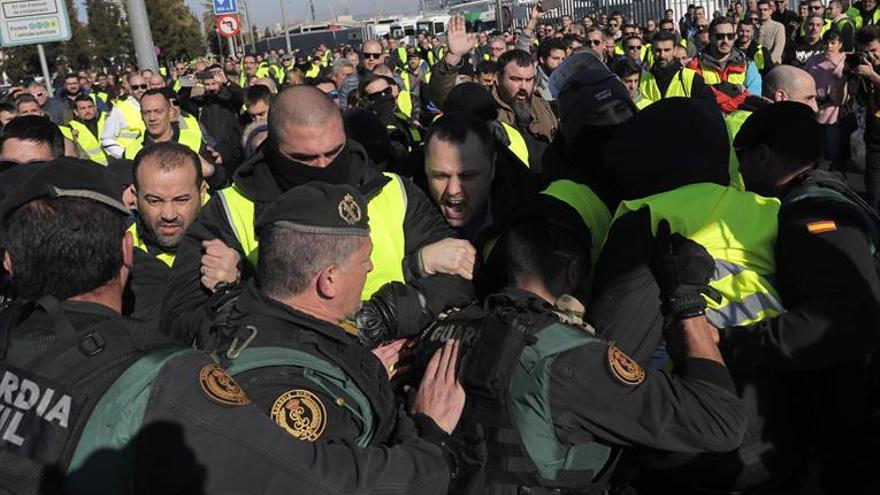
[798,19,832,38]
[396,90,413,120]
[305,64,321,79]
[69,113,108,165]
[639,68,696,100]
[541,180,612,265]
[216,172,408,300]
[396,46,408,67]
[846,6,880,28]
[115,98,145,150]
[58,124,73,141]
[179,113,203,141]
[501,122,529,168]
[725,110,751,191]
[634,95,654,110]
[128,223,176,267]
[752,45,765,71]
[172,80,182,92]
[614,183,784,328]
[695,61,747,86]
[124,127,202,160]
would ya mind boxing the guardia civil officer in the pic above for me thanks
[409,208,748,494]
[0,157,473,495]
[207,182,467,456]
[162,85,475,348]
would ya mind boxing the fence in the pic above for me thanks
[510,0,732,28]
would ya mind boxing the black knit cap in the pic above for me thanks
[733,101,821,164]
[0,157,129,222]
[255,182,370,237]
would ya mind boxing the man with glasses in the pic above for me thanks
[101,72,149,159]
[586,27,606,59]
[759,0,789,63]
[622,36,647,67]
[607,18,622,40]
[25,81,65,124]
[688,17,762,110]
[361,39,385,73]
[797,0,832,40]
[686,5,707,38]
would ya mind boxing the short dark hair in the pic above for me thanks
[611,58,642,79]
[537,38,568,60]
[73,94,94,105]
[709,17,736,34]
[244,84,274,107]
[64,73,79,83]
[757,0,773,7]
[824,28,843,43]
[425,112,495,159]
[0,115,64,158]
[739,18,757,28]
[256,225,364,298]
[476,60,498,75]
[3,197,127,300]
[132,141,203,190]
[652,30,677,44]
[856,25,880,45]
[140,88,170,104]
[496,49,533,75]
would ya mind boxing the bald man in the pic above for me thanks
[362,39,385,73]
[762,65,819,112]
[162,85,475,347]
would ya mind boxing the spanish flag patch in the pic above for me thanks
[807,220,837,234]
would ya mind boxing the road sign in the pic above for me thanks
[0,0,72,47]
[216,14,241,38]
[213,0,238,15]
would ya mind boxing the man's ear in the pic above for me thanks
[316,264,340,299]
[3,250,12,275]
[122,230,134,270]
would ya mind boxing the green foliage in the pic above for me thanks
[145,0,206,62]
[86,0,134,67]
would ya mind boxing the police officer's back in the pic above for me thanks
[411,212,748,494]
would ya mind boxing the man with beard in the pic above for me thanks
[687,17,763,113]
[162,85,475,350]
[68,95,108,165]
[179,67,244,175]
[736,18,774,74]
[128,142,206,321]
[101,72,149,159]
[535,38,567,103]
[638,31,715,102]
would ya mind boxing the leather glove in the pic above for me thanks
[648,219,720,320]
[356,282,431,348]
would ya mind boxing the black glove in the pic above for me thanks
[356,282,431,348]
[648,219,719,320]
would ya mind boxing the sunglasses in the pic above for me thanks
[131,84,148,90]
[32,92,46,98]
[363,52,383,59]
[810,5,823,10]
[627,45,642,50]
[366,86,393,101]
[588,39,603,46]
[714,32,736,40]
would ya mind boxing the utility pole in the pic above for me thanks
[242,0,256,52]
[125,0,159,71]
[309,0,316,23]
[280,0,292,53]
[494,0,504,32]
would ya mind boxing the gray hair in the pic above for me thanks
[330,59,356,78]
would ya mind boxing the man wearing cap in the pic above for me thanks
[206,181,467,458]
[163,85,475,351]
[721,102,880,493]
[101,72,149,159]
[0,158,469,495]
[406,205,748,495]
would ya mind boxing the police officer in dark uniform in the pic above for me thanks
[208,182,467,457]
[162,85,474,349]
[0,158,470,495]
[410,210,749,494]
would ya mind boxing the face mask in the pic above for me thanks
[263,137,354,190]
[368,93,397,121]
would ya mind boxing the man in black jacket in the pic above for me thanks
[178,67,244,175]
[162,85,475,348]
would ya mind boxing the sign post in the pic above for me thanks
[0,0,74,92]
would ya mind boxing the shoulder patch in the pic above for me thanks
[806,220,837,234]
[607,345,645,386]
[271,389,327,442]
[198,363,251,406]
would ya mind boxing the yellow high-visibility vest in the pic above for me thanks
[115,97,146,150]
[124,127,202,160]
[639,68,697,100]
[541,180,612,265]
[69,113,108,165]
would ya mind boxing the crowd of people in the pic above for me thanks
[1,0,879,493]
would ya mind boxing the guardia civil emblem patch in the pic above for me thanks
[198,363,251,406]
[338,193,362,225]
[271,389,327,441]
[607,345,646,386]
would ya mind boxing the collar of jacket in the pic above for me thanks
[697,48,747,71]
[230,139,387,204]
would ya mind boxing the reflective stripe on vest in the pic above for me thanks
[614,183,783,328]
[69,114,108,165]
[639,68,696,100]
[226,346,376,446]
[541,180,612,264]
[124,127,202,160]
[634,96,654,110]
[115,98,145,149]
[216,173,408,300]
[128,223,176,267]
[180,113,203,141]
[501,122,530,168]
[694,61,747,86]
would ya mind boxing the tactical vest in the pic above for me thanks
[458,302,617,493]
[501,122,530,168]
[541,180,612,264]
[0,298,176,493]
[215,172,407,300]
[639,67,696,100]
[614,183,784,328]
[114,98,145,150]
[68,113,108,165]
[124,127,202,160]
